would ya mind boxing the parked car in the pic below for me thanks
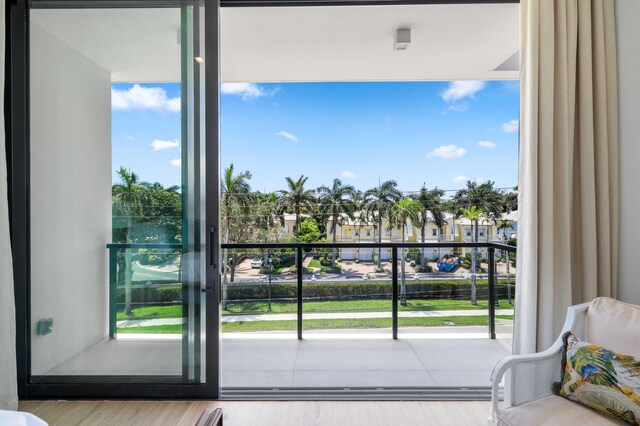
[250,258,263,268]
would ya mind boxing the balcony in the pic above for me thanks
[84,241,516,396]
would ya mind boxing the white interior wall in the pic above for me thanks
[616,0,640,305]
[29,24,112,375]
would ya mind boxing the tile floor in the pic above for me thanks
[43,325,511,389]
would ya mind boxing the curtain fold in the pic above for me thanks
[515,0,619,354]
[0,0,19,410]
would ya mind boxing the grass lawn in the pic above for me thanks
[117,315,514,334]
[117,298,515,320]
[224,298,515,315]
[116,305,182,320]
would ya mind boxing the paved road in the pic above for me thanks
[117,308,514,328]
[131,261,179,282]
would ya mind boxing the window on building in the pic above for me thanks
[366,230,371,236]
[432,229,437,236]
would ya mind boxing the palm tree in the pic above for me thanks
[391,197,421,306]
[277,176,316,242]
[317,179,356,267]
[221,164,252,308]
[497,219,512,241]
[502,186,518,214]
[413,186,445,266]
[112,166,148,316]
[254,192,282,243]
[365,180,401,270]
[461,206,484,305]
[453,180,505,225]
[350,190,368,261]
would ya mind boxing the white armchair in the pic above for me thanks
[489,297,640,426]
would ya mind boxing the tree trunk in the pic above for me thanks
[222,214,231,309]
[377,215,382,269]
[124,217,133,316]
[506,250,511,304]
[331,215,337,268]
[358,225,362,261]
[400,224,407,306]
[230,255,244,283]
[471,219,478,305]
[421,226,426,267]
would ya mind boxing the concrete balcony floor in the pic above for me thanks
[41,324,512,391]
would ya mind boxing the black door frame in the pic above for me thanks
[6,0,519,399]
[6,0,221,399]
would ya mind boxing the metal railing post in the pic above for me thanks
[108,246,117,339]
[297,246,303,340]
[392,246,398,340]
[488,246,496,339]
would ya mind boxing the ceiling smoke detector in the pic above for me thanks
[394,28,411,51]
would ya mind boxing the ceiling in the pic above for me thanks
[31,3,519,83]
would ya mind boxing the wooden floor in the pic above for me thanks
[19,400,491,425]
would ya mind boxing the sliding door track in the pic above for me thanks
[221,386,500,401]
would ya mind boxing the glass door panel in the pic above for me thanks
[28,1,212,387]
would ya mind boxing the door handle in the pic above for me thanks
[209,226,217,268]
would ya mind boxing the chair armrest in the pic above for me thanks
[488,343,563,423]
[488,302,590,425]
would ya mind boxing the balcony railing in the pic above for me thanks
[106,241,516,340]
[106,242,181,338]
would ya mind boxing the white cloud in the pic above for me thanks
[112,84,180,112]
[150,139,180,151]
[440,81,486,103]
[478,140,497,149]
[127,136,136,141]
[221,83,272,101]
[502,119,519,133]
[453,176,484,184]
[276,131,298,143]
[169,159,181,168]
[341,170,357,179]
[428,144,467,159]
[446,103,469,113]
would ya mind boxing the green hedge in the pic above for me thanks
[226,279,515,301]
[116,283,182,304]
[117,279,516,305]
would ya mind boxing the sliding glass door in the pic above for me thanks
[23,0,219,397]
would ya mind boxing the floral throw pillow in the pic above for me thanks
[559,332,640,425]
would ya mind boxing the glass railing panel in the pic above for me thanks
[111,245,183,340]
[221,247,298,336]
[301,246,392,336]
[495,248,516,344]
[220,247,298,388]
[396,245,512,337]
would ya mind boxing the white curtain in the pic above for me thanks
[515,0,619,354]
[0,0,18,411]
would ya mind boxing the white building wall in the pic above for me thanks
[30,24,112,374]
[617,0,640,304]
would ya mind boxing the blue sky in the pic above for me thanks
[112,80,519,193]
